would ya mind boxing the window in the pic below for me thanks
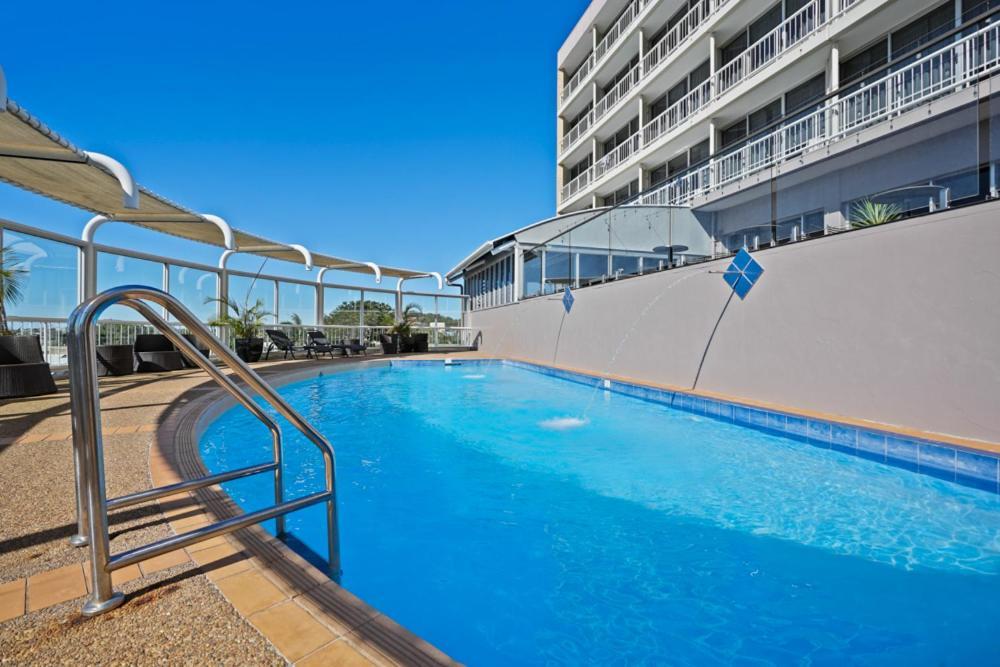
[577,252,608,286]
[523,251,542,298]
[689,139,710,164]
[611,255,640,279]
[749,4,783,44]
[323,288,363,326]
[667,79,689,106]
[721,119,748,148]
[543,251,572,295]
[602,117,639,155]
[841,40,889,83]
[721,31,748,65]
[97,252,164,320]
[891,2,955,58]
[569,155,592,181]
[649,163,668,186]
[2,230,79,319]
[168,265,218,322]
[689,60,711,86]
[602,56,639,96]
[748,98,782,134]
[568,102,593,131]
[602,180,639,207]
[668,153,689,176]
[649,94,668,119]
[785,74,826,114]
[278,281,316,326]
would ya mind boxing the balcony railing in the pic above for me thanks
[561,109,596,153]
[642,79,713,145]
[595,132,642,180]
[636,19,1000,207]
[561,166,595,202]
[595,63,643,120]
[715,0,830,96]
[562,53,596,104]
[7,317,478,367]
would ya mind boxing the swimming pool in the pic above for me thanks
[199,360,1000,665]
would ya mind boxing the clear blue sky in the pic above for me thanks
[1,1,588,286]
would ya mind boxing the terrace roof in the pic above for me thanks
[0,83,431,280]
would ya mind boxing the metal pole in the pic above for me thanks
[67,303,123,615]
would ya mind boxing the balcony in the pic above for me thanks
[561,109,596,153]
[559,0,865,203]
[636,20,1000,207]
[560,0,652,106]
[642,79,712,145]
[595,63,643,120]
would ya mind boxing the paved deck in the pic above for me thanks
[0,354,472,665]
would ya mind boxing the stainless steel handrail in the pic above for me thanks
[66,286,341,617]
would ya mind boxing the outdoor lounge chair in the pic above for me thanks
[134,334,186,372]
[347,338,368,356]
[0,335,58,398]
[264,329,311,360]
[307,331,348,358]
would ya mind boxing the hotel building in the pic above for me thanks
[451,0,1000,310]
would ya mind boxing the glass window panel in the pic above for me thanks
[168,265,218,322]
[227,275,277,324]
[3,230,79,319]
[523,251,542,298]
[363,290,396,327]
[543,250,572,294]
[97,252,163,319]
[278,281,316,326]
[402,294,437,326]
[577,252,608,287]
[612,255,641,278]
[436,296,464,327]
[323,288,362,326]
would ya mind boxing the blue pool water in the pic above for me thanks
[200,362,1000,665]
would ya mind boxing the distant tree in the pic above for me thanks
[323,300,395,327]
[281,313,303,326]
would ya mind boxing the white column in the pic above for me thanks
[708,33,718,100]
[315,283,324,325]
[513,244,522,302]
[827,43,840,138]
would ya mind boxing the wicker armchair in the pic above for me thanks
[0,335,58,398]
[134,334,186,372]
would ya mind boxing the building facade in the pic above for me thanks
[452,0,1000,310]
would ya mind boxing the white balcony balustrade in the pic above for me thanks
[561,110,596,153]
[636,20,1000,207]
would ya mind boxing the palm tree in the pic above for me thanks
[0,245,27,335]
[281,313,303,326]
[205,296,273,340]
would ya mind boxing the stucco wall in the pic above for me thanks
[467,202,1000,443]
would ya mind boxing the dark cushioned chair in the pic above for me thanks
[379,333,398,355]
[0,335,58,398]
[134,334,186,372]
[411,333,429,353]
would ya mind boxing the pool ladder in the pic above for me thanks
[66,286,340,616]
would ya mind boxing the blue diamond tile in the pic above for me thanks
[742,258,764,283]
[562,287,574,313]
[723,268,740,290]
[733,276,754,299]
[732,248,753,271]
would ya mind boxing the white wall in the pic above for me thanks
[468,202,1000,443]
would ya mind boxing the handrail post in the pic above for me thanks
[66,303,124,615]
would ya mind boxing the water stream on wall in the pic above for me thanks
[573,269,707,423]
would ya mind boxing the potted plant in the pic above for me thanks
[850,199,902,228]
[207,296,272,362]
[0,245,57,397]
